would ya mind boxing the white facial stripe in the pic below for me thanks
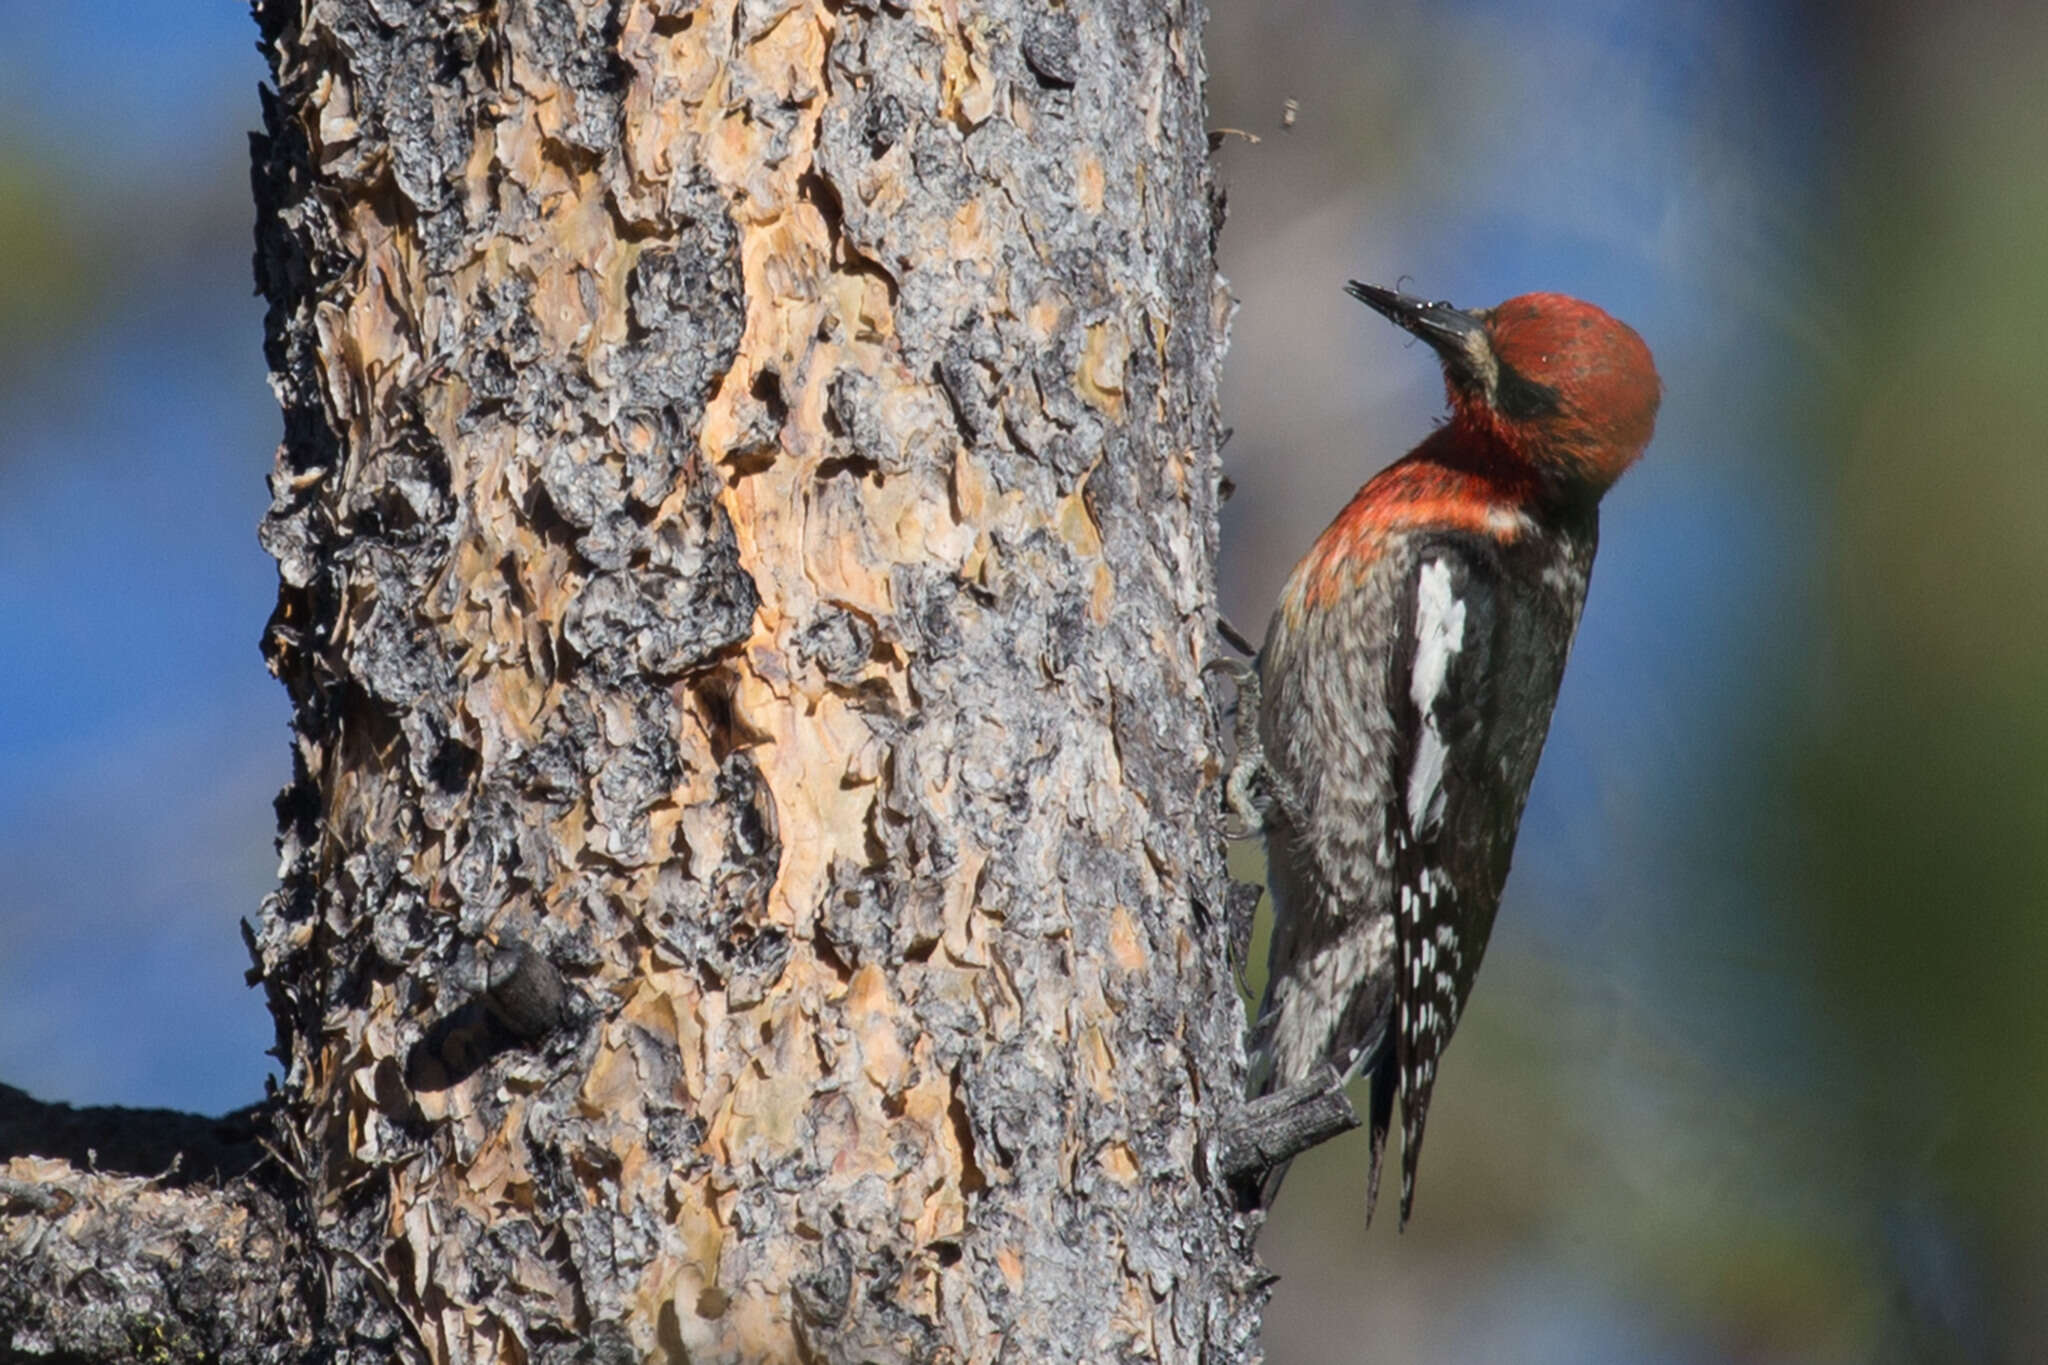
[1406,557,1466,835]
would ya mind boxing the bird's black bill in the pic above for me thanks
[1345,281,1488,366]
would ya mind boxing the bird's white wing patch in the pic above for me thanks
[1405,556,1466,836]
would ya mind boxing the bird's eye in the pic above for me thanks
[1495,365,1561,420]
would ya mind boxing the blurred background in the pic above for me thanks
[0,6,283,1111]
[1211,1,2048,1361]
[0,0,2042,1359]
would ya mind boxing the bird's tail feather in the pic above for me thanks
[1363,1040,1397,1226]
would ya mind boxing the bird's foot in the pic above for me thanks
[1204,647,1273,840]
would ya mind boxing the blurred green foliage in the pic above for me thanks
[1797,3,2048,1352]
[0,150,96,368]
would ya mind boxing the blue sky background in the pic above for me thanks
[0,1,281,1111]
[2,0,2040,1360]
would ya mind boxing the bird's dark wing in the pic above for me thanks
[1378,531,1587,1225]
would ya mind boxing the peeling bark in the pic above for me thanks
[4,0,1263,1359]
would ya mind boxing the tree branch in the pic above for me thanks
[0,1156,305,1361]
[1212,1064,1361,1186]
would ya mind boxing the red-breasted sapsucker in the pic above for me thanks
[1249,283,1661,1224]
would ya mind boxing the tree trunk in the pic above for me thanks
[2,0,1262,1359]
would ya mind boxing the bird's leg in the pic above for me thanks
[1205,648,1272,841]
[1211,650,1315,839]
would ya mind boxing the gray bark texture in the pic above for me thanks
[0,0,1270,1360]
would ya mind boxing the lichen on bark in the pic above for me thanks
[247,0,1255,1359]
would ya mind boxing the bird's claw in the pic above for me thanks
[1206,650,1273,839]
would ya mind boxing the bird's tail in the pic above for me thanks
[1363,1040,1398,1226]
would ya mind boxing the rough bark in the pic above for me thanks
[0,1157,301,1361]
[2,0,1263,1359]
[0,1088,302,1360]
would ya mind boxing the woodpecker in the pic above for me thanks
[1248,283,1661,1224]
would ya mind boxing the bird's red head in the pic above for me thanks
[1347,284,1661,497]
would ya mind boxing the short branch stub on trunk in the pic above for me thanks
[1213,1063,1361,1186]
